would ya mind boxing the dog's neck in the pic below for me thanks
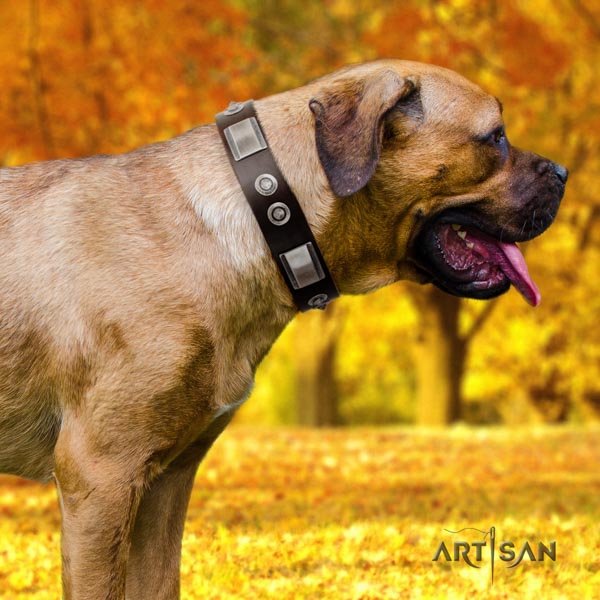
[170,92,348,408]
[171,126,296,408]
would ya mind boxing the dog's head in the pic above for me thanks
[310,60,567,305]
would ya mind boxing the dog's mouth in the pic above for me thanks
[414,215,541,306]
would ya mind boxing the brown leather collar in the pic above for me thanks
[215,100,339,311]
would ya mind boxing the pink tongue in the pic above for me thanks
[496,242,541,307]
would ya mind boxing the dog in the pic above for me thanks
[0,60,566,599]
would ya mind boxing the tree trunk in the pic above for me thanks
[295,305,340,426]
[412,287,466,426]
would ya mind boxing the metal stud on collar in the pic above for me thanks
[223,101,245,116]
[267,202,291,226]
[308,294,329,310]
[255,173,278,196]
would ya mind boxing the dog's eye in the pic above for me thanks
[491,127,506,145]
[474,127,507,148]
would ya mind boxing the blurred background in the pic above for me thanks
[0,0,597,428]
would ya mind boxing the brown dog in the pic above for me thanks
[0,60,566,599]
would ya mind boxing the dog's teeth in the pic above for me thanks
[466,242,475,249]
[457,231,467,240]
[452,224,461,231]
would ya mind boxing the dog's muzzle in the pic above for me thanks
[413,159,568,306]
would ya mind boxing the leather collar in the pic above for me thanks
[215,100,339,311]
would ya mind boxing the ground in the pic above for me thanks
[1,425,599,599]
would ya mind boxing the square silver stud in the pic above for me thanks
[280,243,325,289]
[224,117,267,161]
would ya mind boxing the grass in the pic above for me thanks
[1,425,599,598]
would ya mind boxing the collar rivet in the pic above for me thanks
[255,174,278,196]
[267,202,291,226]
[224,101,245,116]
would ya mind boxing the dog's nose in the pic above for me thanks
[553,162,569,184]
[536,160,569,185]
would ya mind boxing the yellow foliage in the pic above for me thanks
[1,426,600,598]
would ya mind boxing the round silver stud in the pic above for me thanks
[267,202,291,226]
[308,294,329,309]
[255,173,278,196]
[224,101,245,116]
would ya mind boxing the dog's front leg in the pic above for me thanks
[124,459,198,600]
[125,411,235,600]
[54,416,156,600]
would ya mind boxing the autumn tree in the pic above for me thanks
[361,0,597,425]
[0,0,596,426]
[240,0,598,427]
[0,0,257,164]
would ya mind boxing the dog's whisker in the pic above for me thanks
[519,219,528,236]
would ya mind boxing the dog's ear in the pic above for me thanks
[309,70,420,197]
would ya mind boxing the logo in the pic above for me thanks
[432,526,556,586]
